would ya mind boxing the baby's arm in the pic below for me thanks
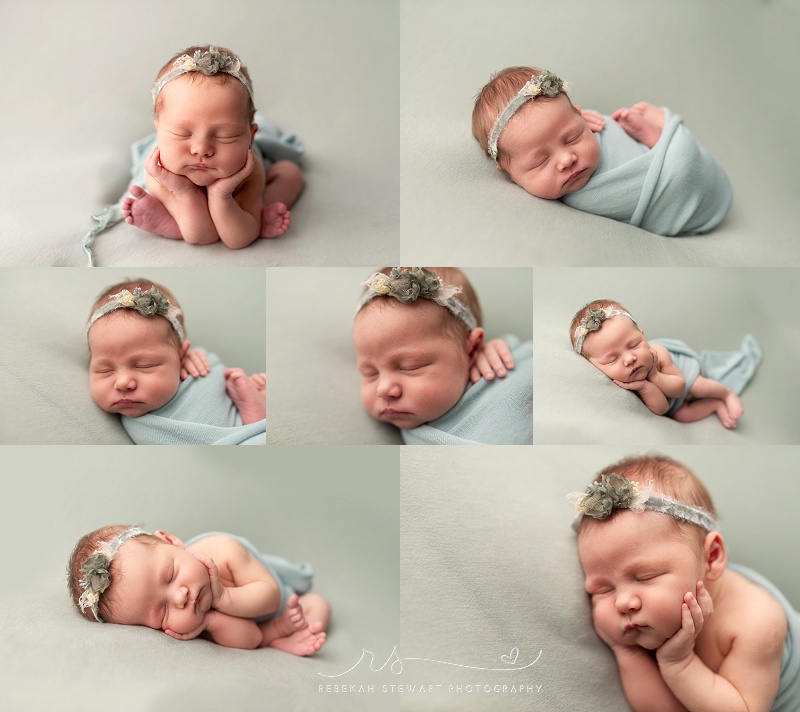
[206,148,263,249]
[166,608,262,649]
[648,345,686,399]
[469,338,515,383]
[593,606,686,711]
[145,148,219,244]
[614,378,670,415]
[195,543,280,619]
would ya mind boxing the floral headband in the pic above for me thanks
[78,527,150,622]
[86,286,185,341]
[572,305,636,355]
[356,267,478,331]
[567,474,717,533]
[151,47,254,105]
[487,70,567,161]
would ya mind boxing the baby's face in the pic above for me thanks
[112,537,213,635]
[155,75,255,187]
[499,94,600,199]
[581,317,653,383]
[578,510,705,650]
[353,300,473,429]
[88,313,182,416]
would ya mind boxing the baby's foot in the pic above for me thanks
[630,102,665,131]
[121,185,183,239]
[260,202,291,238]
[611,105,663,149]
[250,373,266,398]
[261,594,308,643]
[269,621,327,657]
[714,401,738,429]
[724,391,744,421]
[225,368,266,424]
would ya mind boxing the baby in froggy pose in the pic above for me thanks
[353,267,532,445]
[472,67,732,236]
[569,455,798,711]
[120,45,304,248]
[68,526,329,654]
[569,300,761,429]
[88,279,266,444]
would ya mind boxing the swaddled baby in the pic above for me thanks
[87,278,265,444]
[472,67,732,236]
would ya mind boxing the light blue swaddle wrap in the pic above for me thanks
[729,564,800,711]
[401,335,533,445]
[562,108,732,236]
[121,349,266,445]
[81,113,304,266]
[184,532,313,621]
[649,334,762,417]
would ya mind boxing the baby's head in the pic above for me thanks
[152,45,257,187]
[68,525,212,635]
[572,455,725,650]
[87,279,188,417]
[570,300,654,384]
[472,67,600,199]
[353,267,484,429]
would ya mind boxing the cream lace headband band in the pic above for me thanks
[152,47,254,105]
[355,267,478,331]
[567,474,717,533]
[87,286,185,341]
[572,306,636,355]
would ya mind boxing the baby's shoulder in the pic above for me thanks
[706,569,787,660]
[187,534,249,561]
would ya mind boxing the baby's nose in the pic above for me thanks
[114,371,136,390]
[175,586,189,608]
[376,375,401,399]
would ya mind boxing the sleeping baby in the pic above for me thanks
[472,66,732,236]
[570,300,761,428]
[68,526,329,653]
[353,267,532,445]
[83,45,304,264]
[87,279,266,444]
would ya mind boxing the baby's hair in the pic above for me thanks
[472,66,577,168]
[580,454,717,555]
[154,45,255,122]
[67,525,161,623]
[89,278,186,351]
[569,299,633,353]
[358,267,483,343]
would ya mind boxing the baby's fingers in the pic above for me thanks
[695,581,714,619]
[683,592,704,635]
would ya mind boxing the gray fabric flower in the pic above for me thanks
[583,308,607,333]
[386,267,442,304]
[578,474,637,520]
[131,287,171,318]
[192,47,235,75]
[80,552,112,595]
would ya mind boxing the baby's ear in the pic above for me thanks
[703,531,727,581]
[251,123,258,143]
[154,531,186,549]
[179,340,191,360]
[466,328,485,364]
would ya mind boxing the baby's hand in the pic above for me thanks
[191,552,230,611]
[164,613,210,641]
[145,147,197,196]
[207,148,255,199]
[469,338,515,384]
[646,348,659,380]
[656,581,713,667]
[180,342,210,381]
[575,105,605,133]
[613,379,647,392]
